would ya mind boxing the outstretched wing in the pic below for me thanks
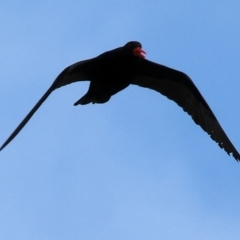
[0,59,91,151]
[132,59,240,161]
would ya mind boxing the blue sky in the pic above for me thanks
[1,1,240,239]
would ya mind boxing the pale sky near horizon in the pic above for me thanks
[1,1,240,239]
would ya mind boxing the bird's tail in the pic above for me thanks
[74,93,92,105]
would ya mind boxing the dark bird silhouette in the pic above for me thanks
[1,41,239,161]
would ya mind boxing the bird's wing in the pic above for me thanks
[132,59,240,161]
[0,59,91,151]
[53,59,91,89]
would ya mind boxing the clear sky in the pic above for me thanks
[1,1,240,239]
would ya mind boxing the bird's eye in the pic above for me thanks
[126,43,132,49]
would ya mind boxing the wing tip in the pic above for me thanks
[232,152,240,162]
[0,142,7,152]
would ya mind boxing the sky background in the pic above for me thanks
[1,1,240,239]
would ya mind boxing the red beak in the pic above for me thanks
[133,47,146,58]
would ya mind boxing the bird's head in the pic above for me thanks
[124,41,146,58]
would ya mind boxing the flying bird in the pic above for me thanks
[1,41,239,161]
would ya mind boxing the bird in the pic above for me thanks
[1,41,239,161]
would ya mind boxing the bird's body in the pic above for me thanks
[54,44,143,104]
[1,41,239,161]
